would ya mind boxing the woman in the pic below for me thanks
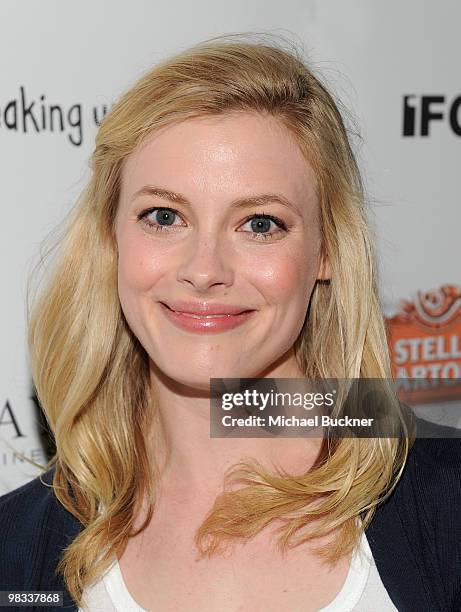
[1,35,460,612]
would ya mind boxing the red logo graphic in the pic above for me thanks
[386,285,461,404]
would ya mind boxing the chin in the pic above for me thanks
[162,371,224,396]
[160,361,259,391]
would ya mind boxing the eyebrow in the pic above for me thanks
[130,185,302,215]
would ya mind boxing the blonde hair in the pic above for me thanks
[27,33,412,606]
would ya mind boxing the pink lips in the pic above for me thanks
[159,301,256,333]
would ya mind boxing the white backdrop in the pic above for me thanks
[1,0,459,492]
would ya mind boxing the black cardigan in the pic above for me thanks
[0,435,460,612]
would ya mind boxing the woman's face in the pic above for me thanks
[115,112,328,389]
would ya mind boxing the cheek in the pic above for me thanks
[250,246,317,304]
[117,234,163,294]
[116,236,166,339]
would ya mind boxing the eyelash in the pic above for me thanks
[137,207,289,241]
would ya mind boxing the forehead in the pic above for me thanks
[119,112,317,208]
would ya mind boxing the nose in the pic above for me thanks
[176,231,234,292]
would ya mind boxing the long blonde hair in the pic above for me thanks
[27,33,412,606]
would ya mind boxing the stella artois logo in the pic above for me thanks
[386,284,461,404]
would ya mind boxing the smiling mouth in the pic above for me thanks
[161,303,252,318]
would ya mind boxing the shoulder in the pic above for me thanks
[0,469,57,587]
[0,468,58,533]
[0,466,55,504]
[0,467,82,592]
[402,423,461,499]
[367,426,461,610]
[398,432,461,554]
[387,419,461,528]
[0,467,57,533]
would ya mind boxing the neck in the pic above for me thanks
[147,354,323,505]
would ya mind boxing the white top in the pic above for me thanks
[78,531,397,611]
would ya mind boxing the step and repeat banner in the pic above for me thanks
[1,0,459,492]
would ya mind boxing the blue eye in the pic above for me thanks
[154,209,176,225]
[140,208,181,228]
[137,207,289,241]
[242,214,285,237]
